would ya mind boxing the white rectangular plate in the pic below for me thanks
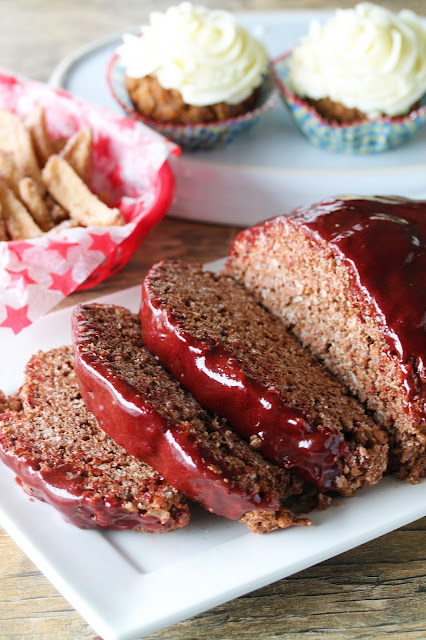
[1,283,425,640]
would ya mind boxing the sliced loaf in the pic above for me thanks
[72,303,310,534]
[0,346,190,532]
[141,260,388,496]
[226,196,426,482]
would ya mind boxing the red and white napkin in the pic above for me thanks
[0,71,179,335]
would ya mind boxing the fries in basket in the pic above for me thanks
[0,108,124,241]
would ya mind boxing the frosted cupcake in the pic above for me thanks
[110,3,276,150]
[274,2,426,153]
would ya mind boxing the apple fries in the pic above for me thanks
[25,106,55,167]
[19,177,54,231]
[0,205,7,241]
[0,150,23,196]
[42,155,123,227]
[0,181,43,240]
[0,107,124,241]
[60,126,93,182]
[0,110,41,185]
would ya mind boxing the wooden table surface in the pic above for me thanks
[1,1,425,639]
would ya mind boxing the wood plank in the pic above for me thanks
[1,519,425,639]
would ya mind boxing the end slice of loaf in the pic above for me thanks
[72,303,311,534]
[141,260,388,496]
[0,346,190,532]
[226,196,426,483]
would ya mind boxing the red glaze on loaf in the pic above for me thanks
[231,196,426,411]
[0,348,190,533]
[0,419,185,532]
[141,272,347,491]
[72,304,296,522]
[226,195,425,482]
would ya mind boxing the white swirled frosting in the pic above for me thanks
[288,2,426,118]
[118,2,268,106]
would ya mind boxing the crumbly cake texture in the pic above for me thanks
[141,260,388,496]
[72,303,310,534]
[226,198,426,483]
[305,97,367,123]
[125,75,259,124]
[0,346,190,532]
[304,96,421,124]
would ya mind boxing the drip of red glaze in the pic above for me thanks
[141,275,348,491]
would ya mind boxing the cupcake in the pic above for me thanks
[111,2,276,150]
[274,2,426,153]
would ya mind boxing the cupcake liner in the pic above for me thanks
[272,54,426,154]
[107,53,278,152]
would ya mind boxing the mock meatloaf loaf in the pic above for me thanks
[141,260,388,496]
[72,303,310,534]
[226,196,426,483]
[0,346,190,532]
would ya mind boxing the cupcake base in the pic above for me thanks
[108,53,277,152]
[306,96,422,125]
[124,75,259,125]
[272,54,426,154]
[305,97,366,124]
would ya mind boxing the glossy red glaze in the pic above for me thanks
[72,306,281,520]
[141,274,348,491]
[238,196,426,410]
[0,415,186,532]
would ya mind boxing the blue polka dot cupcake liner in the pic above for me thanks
[272,54,426,154]
[108,53,278,152]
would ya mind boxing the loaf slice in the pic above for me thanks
[141,260,388,496]
[226,196,426,483]
[72,303,310,534]
[0,346,190,532]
